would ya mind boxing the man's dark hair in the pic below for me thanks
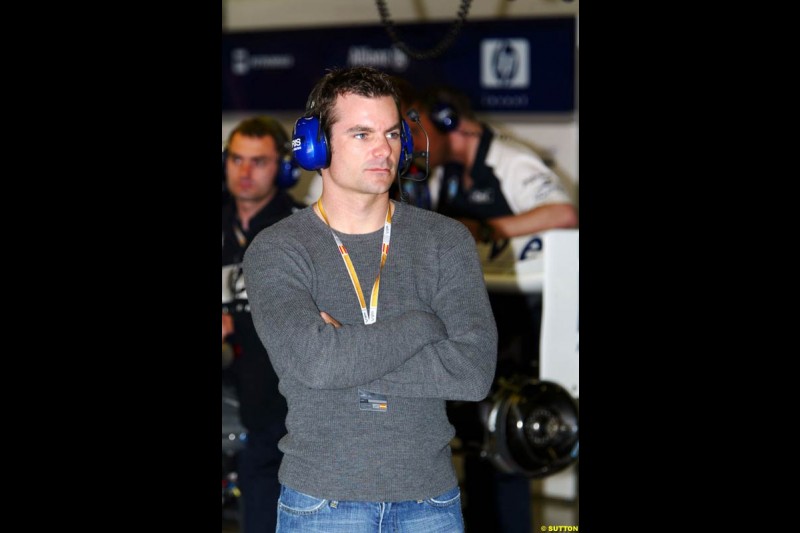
[227,116,291,157]
[304,66,402,144]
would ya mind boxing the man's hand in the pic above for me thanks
[320,311,342,329]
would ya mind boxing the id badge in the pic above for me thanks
[358,389,388,412]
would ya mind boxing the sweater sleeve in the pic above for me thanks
[364,224,498,401]
[243,230,448,390]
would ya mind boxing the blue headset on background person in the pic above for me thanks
[429,100,460,133]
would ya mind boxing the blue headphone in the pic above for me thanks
[429,101,460,133]
[292,115,414,176]
[275,155,302,188]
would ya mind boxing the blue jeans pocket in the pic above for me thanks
[278,485,329,515]
[426,486,461,508]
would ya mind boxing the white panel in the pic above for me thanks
[538,229,579,398]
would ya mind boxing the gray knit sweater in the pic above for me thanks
[243,200,497,502]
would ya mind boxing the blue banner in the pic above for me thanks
[222,17,575,113]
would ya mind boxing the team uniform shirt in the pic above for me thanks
[222,192,303,432]
[437,126,573,219]
[243,201,498,501]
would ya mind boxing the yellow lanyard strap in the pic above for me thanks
[317,199,392,325]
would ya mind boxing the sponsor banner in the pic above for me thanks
[222,17,575,113]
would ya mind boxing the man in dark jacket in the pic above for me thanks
[222,116,304,533]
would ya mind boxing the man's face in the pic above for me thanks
[225,133,280,204]
[325,93,402,196]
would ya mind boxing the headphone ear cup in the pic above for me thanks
[430,102,460,133]
[292,116,329,171]
[276,156,302,188]
[399,119,414,176]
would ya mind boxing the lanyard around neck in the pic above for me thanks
[317,199,392,325]
[233,225,248,247]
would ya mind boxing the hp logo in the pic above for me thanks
[480,39,529,88]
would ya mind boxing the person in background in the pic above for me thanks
[417,81,578,366]
[405,83,578,533]
[409,84,577,235]
[222,116,304,533]
[243,66,497,533]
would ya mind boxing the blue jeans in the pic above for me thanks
[276,484,464,533]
